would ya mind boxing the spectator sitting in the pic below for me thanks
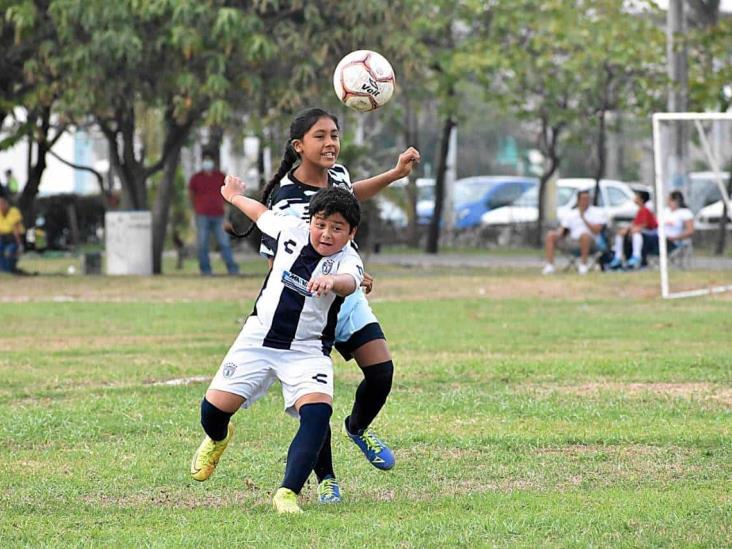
[0,194,24,274]
[608,189,657,270]
[542,189,608,275]
[643,190,694,259]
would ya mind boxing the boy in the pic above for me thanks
[190,176,364,514]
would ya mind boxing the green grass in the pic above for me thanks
[1,269,731,546]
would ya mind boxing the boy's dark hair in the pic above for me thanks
[635,189,651,203]
[309,187,360,230]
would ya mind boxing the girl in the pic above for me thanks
[241,108,419,503]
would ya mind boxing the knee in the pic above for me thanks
[362,360,394,390]
[299,403,332,431]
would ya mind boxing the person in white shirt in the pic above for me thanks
[542,190,608,275]
[643,190,694,257]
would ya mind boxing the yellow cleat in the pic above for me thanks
[190,424,233,481]
[272,487,303,514]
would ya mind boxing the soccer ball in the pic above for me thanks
[333,50,395,112]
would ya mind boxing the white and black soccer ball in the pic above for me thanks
[333,50,395,112]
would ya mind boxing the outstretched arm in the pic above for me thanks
[307,273,358,297]
[221,175,267,222]
[352,147,420,201]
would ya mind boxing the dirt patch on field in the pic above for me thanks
[82,483,268,510]
[0,271,691,303]
[526,381,732,405]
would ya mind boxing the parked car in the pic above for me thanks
[413,175,538,229]
[480,178,637,227]
[695,199,732,230]
[687,171,730,214]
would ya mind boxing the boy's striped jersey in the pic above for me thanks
[261,165,352,257]
[246,210,364,356]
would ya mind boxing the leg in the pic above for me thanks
[578,233,592,263]
[212,216,239,275]
[0,239,8,272]
[190,389,243,481]
[544,230,559,263]
[274,394,332,514]
[196,215,212,275]
[348,338,393,434]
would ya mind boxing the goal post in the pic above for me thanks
[652,112,732,299]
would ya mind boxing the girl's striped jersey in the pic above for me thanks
[246,210,364,356]
[260,164,352,257]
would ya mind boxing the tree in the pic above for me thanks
[464,0,664,244]
[686,0,732,255]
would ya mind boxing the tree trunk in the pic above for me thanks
[404,97,420,248]
[714,170,731,255]
[152,148,181,274]
[17,107,60,225]
[534,120,562,247]
[593,110,607,206]
[426,115,456,254]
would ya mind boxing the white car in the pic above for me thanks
[480,178,638,227]
[694,199,732,230]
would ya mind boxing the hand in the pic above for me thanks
[307,275,335,297]
[393,147,420,179]
[361,271,374,294]
[221,175,247,203]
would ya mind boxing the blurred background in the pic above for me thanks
[1,0,731,274]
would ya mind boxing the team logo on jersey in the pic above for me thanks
[321,259,335,275]
[222,362,237,378]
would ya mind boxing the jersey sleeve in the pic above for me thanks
[337,246,364,292]
[256,210,306,240]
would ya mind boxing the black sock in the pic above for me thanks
[200,398,234,441]
[282,403,332,494]
[347,360,394,435]
[313,426,335,483]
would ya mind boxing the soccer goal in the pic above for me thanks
[652,112,732,299]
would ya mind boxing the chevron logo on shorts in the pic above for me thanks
[312,373,328,384]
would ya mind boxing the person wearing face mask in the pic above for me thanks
[188,150,240,276]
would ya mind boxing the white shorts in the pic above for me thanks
[208,333,334,418]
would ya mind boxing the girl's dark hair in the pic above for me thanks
[230,108,339,238]
[309,187,361,230]
[669,190,687,208]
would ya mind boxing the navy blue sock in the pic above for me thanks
[282,403,332,494]
[347,360,394,435]
[313,426,335,483]
[200,398,234,441]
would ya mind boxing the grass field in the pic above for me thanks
[2,259,731,546]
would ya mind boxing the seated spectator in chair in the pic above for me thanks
[542,189,608,275]
[609,189,657,270]
[643,190,694,259]
[0,194,24,274]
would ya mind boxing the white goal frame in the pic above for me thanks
[652,112,732,299]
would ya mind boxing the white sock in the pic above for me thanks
[631,232,643,258]
[613,234,624,260]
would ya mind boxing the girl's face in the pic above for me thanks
[668,196,679,209]
[293,117,340,170]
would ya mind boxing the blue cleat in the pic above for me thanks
[608,257,623,270]
[344,418,395,470]
[317,476,341,504]
[626,255,642,269]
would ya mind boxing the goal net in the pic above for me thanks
[652,112,732,299]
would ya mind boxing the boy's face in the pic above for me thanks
[309,211,355,256]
